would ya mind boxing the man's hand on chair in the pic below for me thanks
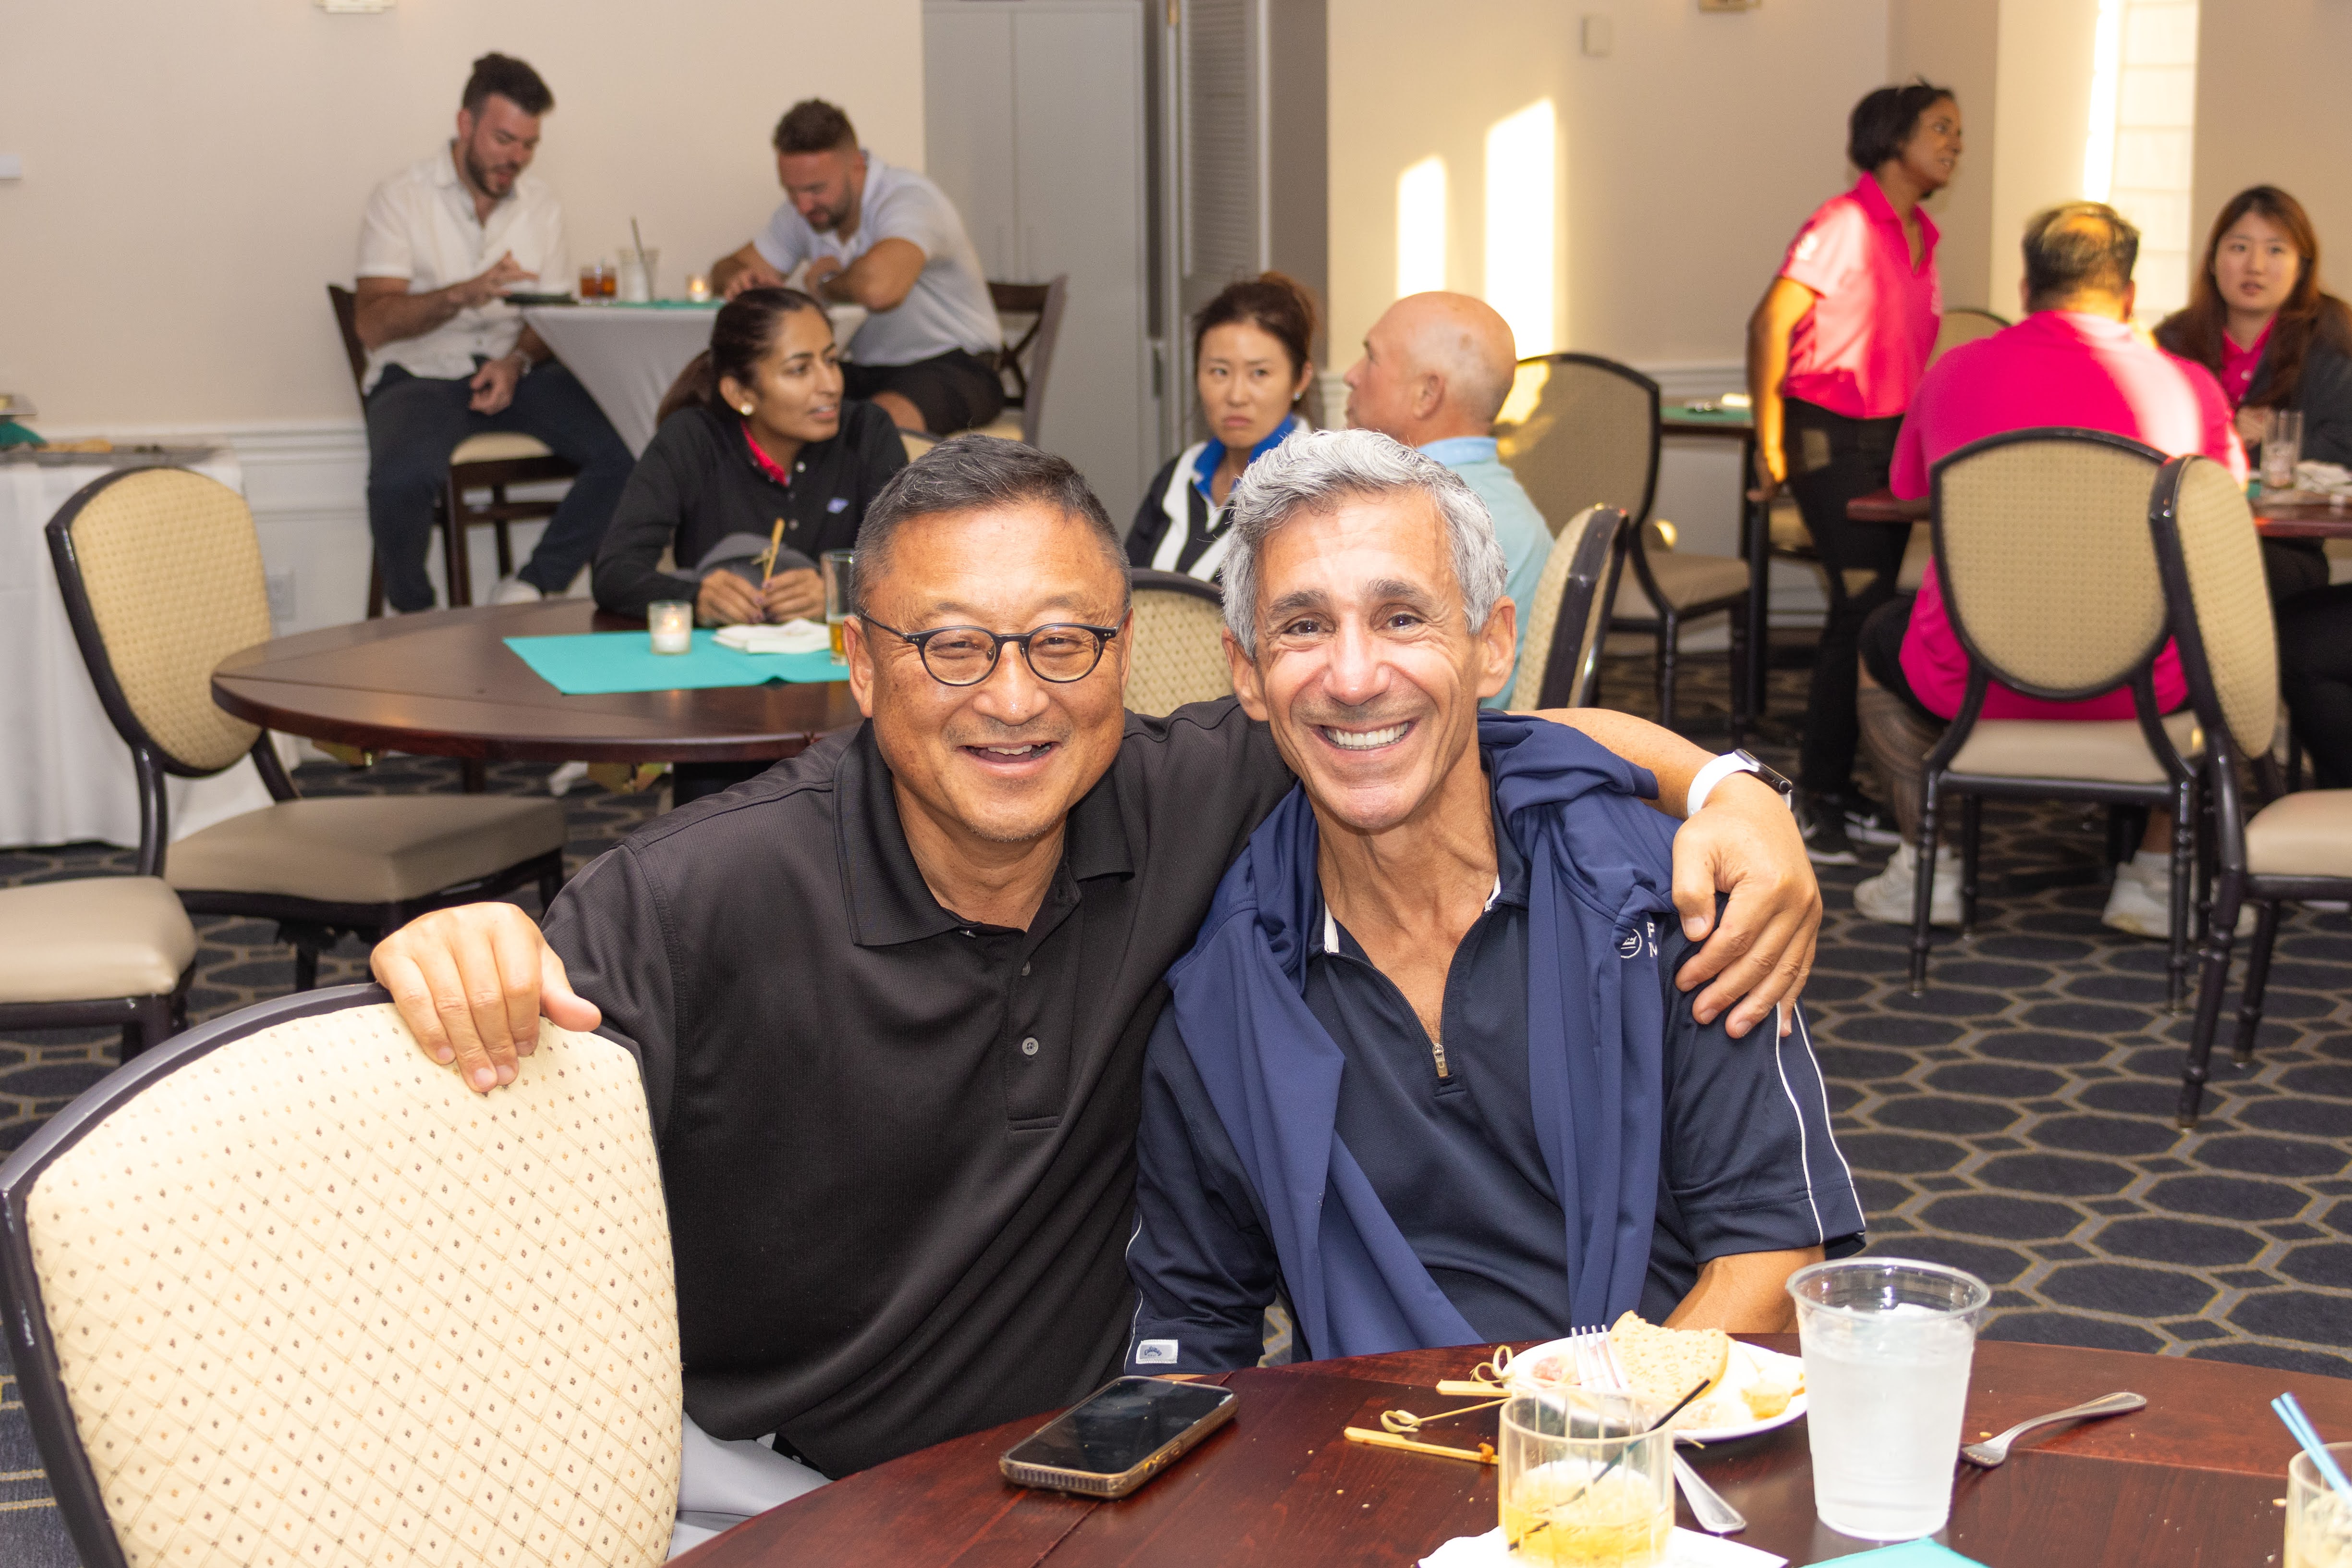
[372,904,600,1093]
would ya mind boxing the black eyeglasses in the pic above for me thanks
[860,616,1122,686]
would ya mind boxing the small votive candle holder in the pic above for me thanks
[685,273,711,303]
[648,600,693,654]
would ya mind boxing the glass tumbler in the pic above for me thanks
[2289,1446,2352,1567]
[822,550,855,665]
[1498,1389,1673,1568]
[2266,407,2306,491]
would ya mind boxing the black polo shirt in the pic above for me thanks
[542,698,1292,1477]
[590,400,907,617]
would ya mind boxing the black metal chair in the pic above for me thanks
[981,275,1070,445]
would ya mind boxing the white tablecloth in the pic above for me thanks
[2,452,275,850]
[525,302,868,456]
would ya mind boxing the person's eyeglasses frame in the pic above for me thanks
[857,614,1124,687]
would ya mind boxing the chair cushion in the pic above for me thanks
[2246,789,2352,879]
[1614,550,1749,616]
[166,796,568,906]
[975,414,1026,442]
[0,877,196,1003]
[450,431,554,464]
[1948,710,2202,785]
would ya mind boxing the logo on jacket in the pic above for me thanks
[1618,919,1658,960]
[827,496,850,512]
[1135,1339,1178,1365]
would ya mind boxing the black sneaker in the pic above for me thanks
[1797,793,1859,865]
[1837,793,1904,848]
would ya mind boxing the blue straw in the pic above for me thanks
[2273,1393,2352,1499]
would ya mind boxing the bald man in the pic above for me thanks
[1342,292,1552,706]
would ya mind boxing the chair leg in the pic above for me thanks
[461,759,488,793]
[292,939,321,992]
[2177,875,2246,1130]
[2167,794,2195,1013]
[492,488,516,579]
[1727,604,1751,745]
[538,865,564,912]
[1656,618,1677,731]
[367,554,387,620]
[124,993,174,1060]
[1910,776,1942,995]
[2231,899,2284,1067]
[1959,795,1983,937]
[441,479,471,608]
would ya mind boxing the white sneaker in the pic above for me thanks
[1853,843,1962,927]
[489,575,545,606]
[2100,852,2256,938]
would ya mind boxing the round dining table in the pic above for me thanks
[1846,485,2352,537]
[211,600,861,778]
[676,1337,2350,1566]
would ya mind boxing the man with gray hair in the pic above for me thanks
[1126,429,1862,1372]
[1342,292,1553,705]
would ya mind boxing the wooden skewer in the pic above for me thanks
[1436,1379,1505,1397]
[1343,1427,1496,1465]
[760,517,786,582]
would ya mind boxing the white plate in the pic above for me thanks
[1503,1338,1806,1445]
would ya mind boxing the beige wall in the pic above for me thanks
[1986,0,2100,316]
[0,0,924,428]
[2193,0,2352,301]
[1325,0,1889,373]
[1888,0,1998,312]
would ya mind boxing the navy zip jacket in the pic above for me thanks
[1127,714,1863,1369]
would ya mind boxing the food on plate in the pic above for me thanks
[1608,1313,1732,1411]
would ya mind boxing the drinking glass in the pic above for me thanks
[2266,408,2306,492]
[2290,1447,2352,1567]
[1498,1389,1673,1568]
[577,261,611,302]
[1788,1257,1989,1542]
[647,600,693,655]
[822,550,856,665]
[618,246,659,304]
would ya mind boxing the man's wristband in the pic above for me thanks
[1686,749,1794,814]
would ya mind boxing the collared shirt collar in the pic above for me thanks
[1418,435,1500,468]
[432,141,509,219]
[1191,414,1304,501]
[1851,171,1939,270]
[1310,782,1526,957]
[836,720,1135,948]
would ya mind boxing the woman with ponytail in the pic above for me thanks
[593,286,906,626]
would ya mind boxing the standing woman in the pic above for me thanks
[2156,185,2352,603]
[1128,273,1316,580]
[1748,81,1961,863]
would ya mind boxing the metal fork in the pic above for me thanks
[1959,1391,2145,1467]
[1566,1328,1747,1535]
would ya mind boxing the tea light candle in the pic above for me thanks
[685,273,711,303]
[648,600,693,654]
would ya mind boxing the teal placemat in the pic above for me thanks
[1662,402,1753,427]
[1831,1542,1985,1567]
[504,631,843,694]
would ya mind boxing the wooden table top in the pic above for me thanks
[679,1337,2348,1566]
[211,600,863,764]
[1845,486,2352,537]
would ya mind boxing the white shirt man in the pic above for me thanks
[356,152,565,393]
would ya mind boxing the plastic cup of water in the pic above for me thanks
[1788,1257,1989,1542]
[2289,1445,2352,1566]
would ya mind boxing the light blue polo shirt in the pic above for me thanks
[1419,436,1553,708]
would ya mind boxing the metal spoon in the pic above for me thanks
[1960,1391,2146,1467]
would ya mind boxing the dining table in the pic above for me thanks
[210,599,860,789]
[676,1336,2349,1566]
[1846,485,2352,537]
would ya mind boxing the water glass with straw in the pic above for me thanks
[2275,1390,2352,1566]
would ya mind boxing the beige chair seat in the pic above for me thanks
[2246,789,2352,879]
[0,877,197,1003]
[975,414,1026,442]
[167,796,568,906]
[451,430,555,465]
[1614,550,1749,616]
[1948,709,2202,785]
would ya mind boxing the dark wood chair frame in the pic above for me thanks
[1907,428,2201,1005]
[1536,507,1632,710]
[0,983,394,1568]
[2149,458,2339,1127]
[327,285,580,616]
[0,970,191,1067]
[1128,566,1224,606]
[47,469,565,991]
[987,276,1070,446]
[1534,352,1751,738]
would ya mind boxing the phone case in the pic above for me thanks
[998,1381,1237,1498]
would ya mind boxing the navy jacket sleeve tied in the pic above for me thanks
[1158,714,1682,1362]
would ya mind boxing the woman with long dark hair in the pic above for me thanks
[1747,80,1961,864]
[593,286,906,624]
[1128,272,1317,580]
[2157,185,2352,603]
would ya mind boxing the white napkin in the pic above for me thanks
[715,618,830,655]
[2295,461,2352,498]
[1420,1526,1785,1568]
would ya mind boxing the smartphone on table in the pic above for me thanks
[999,1376,1237,1498]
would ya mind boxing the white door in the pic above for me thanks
[922,7,1018,282]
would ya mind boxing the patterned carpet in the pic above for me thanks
[1,648,2347,1563]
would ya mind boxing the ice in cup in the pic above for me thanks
[648,600,693,655]
[1788,1258,1989,1542]
[618,246,659,304]
[822,550,855,665]
[2290,1445,2352,1567]
[1498,1390,1673,1568]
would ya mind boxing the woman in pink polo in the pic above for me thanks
[1747,81,1961,864]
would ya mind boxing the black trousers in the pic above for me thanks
[1784,398,1907,795]
[2281,583,2352,788]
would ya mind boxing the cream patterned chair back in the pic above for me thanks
[1933,429,2168,700]
[1509,506,1628,711]
[0,985,681,1568]
[46,467,271,776]
[2153,453,2279,762]
[1494,353,1660,537]
[1124,570,1233,716]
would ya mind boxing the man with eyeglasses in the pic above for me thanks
[369,436,1819,1523]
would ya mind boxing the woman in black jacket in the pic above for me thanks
[2157,185,2352,603]
[594,286,906,624]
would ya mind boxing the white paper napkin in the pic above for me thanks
[1420,1525,1786,1568]
[715,618,830,655]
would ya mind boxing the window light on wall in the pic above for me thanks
[1483,99,1557,357]
[2084,0,2201,321]
[1397,157,1449,297]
